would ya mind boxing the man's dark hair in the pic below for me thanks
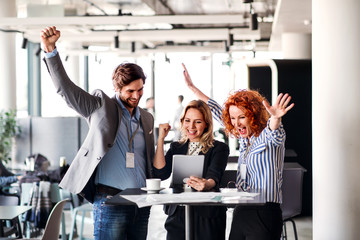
[178,95,184,102]
[112,63,146,90]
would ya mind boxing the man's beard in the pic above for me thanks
[121,96,139,109]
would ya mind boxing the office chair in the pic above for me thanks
[0,192,22,238]
[0,189,20,205]
[281,162,307,240]
[219,170,237,188]
[50,183,68,240]
[22,199,68,240]
[227,156,239,163]
[56,186,94,240]
[68,201,94,240]
[20,182,38,238]
[20,182,68,239]
[220,156,238,188]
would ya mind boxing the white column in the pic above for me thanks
[282,32,311,59]
[0,0,16,110]
[62,41,81,86]
[313,1,360,239]
[65,55,80,85]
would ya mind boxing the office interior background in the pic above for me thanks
[0,0,359,239]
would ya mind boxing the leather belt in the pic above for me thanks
[96,184,122,196]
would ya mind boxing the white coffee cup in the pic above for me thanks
[146,178,161,190]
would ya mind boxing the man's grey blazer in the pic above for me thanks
[43,54,155,203]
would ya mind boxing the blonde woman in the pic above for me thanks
[153,100,229,240]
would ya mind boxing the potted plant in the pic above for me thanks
[0,109,21,175]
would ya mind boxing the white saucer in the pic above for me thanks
[141,187,165,193]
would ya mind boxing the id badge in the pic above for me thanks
[240,163,247,180]
[126,152,135,168]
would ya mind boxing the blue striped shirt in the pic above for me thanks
[207,98,285,203]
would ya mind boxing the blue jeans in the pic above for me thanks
[93,193,150,240]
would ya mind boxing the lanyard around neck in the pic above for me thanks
[242,137,255,164]
[126,120,140,152]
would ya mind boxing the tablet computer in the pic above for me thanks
[171,155,205,186]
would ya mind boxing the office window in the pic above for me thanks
[16,34,28,117]
[41,52,154,117]
[88,53,154,111]
[151,52,234,133]
[41,54,79,117]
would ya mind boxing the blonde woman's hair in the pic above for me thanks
[178,100,214,153]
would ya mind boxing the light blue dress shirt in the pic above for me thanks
[44,48,58,58]
[95,95,147,190]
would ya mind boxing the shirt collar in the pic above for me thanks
[239,135,257,150]
[115,94,140,121]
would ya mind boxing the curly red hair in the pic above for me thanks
[222,89,270,138]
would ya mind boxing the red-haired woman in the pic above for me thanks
[182,64,294,240]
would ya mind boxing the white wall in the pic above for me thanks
[313,0,360,239]
[282,33,311,59]
[0,0,16,110]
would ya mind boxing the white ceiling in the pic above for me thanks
[0,0,311,54]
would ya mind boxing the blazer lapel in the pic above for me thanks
[111,96,123,134]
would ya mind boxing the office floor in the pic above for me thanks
[63,205,313,240]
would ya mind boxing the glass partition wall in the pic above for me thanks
[16,44,281,157]
[38,51,236,121]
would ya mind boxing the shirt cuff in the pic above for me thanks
[265,119,285,139]
[44,47,58,58]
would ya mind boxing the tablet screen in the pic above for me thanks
[171,155,205,186]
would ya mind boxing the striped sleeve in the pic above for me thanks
[245,128,286,203]
[264,119,286,146]
[207,98,224,126]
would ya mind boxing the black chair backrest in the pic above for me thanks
[281,162,306,220]
[227,156,239,163]
[220,156,239,188]
[0,194,20,205]
[220,170,237,188]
